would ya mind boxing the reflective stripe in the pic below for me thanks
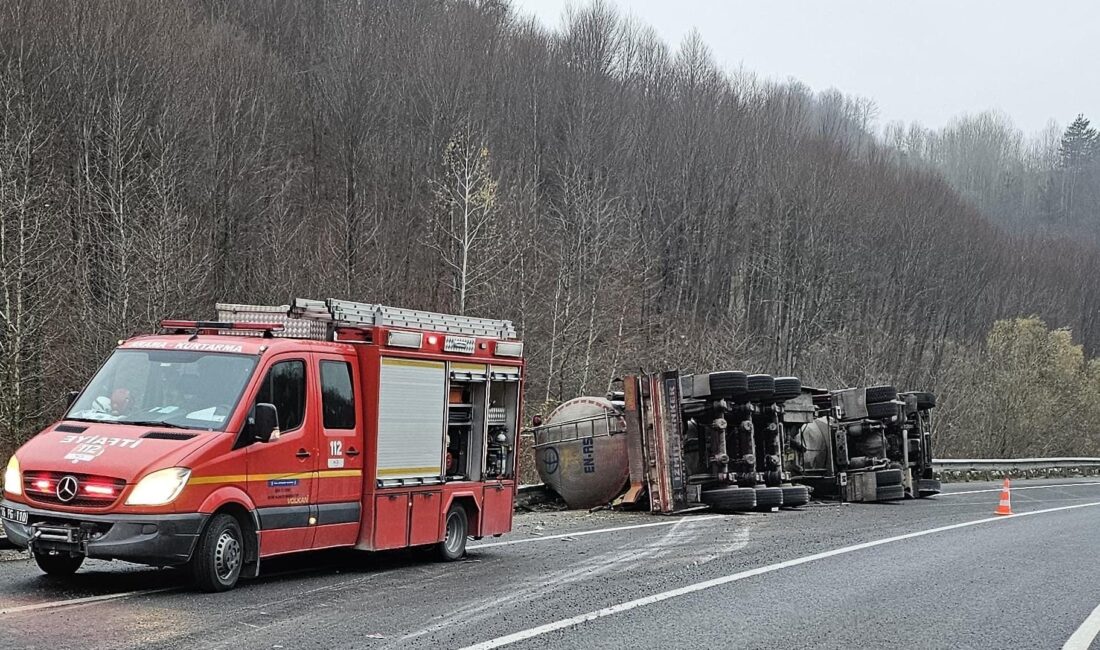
[451,362,487,372]
[382,358,443,369]
[188,469,362,485]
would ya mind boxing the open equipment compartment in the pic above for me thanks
[446,362,488,481]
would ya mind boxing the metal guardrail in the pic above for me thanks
[934,458,1100,471]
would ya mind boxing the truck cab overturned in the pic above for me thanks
[1,299,524,591]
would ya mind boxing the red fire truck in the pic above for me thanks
[1,299,524,591]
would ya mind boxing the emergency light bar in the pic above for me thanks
[159,320,286,333]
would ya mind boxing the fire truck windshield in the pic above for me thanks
[66,349,259,431]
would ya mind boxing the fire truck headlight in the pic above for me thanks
[126,467,191,506]
[2,456,20,496]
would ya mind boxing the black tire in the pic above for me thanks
[780,484,810,508]
[875,468,904,487]
[190,513,244,592]
[700,486,757,512]
[745,374,775,402]
[875,484,905,501]
[437,505,469,561]
[865,401,898,420]
[771,377,802,403]
[918,478,942,498]
[865,385,898,404]
[753,486,784,511]
[33,550,83,576]
[708,371,748,400]
[904,391,937,410]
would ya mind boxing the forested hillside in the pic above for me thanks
[886,111,1100,236]
[1,0,1098,457]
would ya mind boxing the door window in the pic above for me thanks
[255,360,306,431]
[320,361,355,429]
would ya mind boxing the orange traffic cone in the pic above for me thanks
[994,478,1013,516]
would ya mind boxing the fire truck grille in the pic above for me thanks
[23,472,127,509]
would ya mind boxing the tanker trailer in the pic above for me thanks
[531,396,630,509]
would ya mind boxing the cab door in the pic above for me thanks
[310,353,364,548]
[246,355,319,556]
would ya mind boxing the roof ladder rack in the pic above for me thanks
[291,298,517,340]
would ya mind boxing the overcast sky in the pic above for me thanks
[511,0,1097,136]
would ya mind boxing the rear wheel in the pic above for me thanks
[708,371,748,401]
[904,391,937,410]
[865,385,898,404]
[33,550,83,576]
[865,401,898,420]
[437,505,469,561]
[746,374,775,402]
[753,486,784,511]
[780,484,811,508]
[700,486,757,512]
[190,513,243,592]
[770,377,802,403]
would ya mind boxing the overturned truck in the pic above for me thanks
[533,371,939,512]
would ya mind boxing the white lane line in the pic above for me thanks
[943,482,1100,496]
[461,500,1100,650]
[1063,601,1100,650]
[0,587,175,616]
[468,515,727,549]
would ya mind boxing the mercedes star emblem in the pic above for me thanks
[56,475,79,503]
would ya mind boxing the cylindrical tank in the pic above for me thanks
[534,397,629,509]
[796,417,832,471]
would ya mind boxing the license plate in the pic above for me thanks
[1,505,28,525]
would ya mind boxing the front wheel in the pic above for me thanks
[190,513,244,592]
[437,505,468,561]
[33,550,83,576]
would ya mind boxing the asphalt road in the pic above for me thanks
[2,478,1099,650]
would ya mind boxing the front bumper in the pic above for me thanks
[1,499,207,566]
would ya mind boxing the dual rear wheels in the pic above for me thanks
[701,484,811,513]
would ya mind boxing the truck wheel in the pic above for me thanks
[875,484,905,501]
[780,485,811,508]
[746,374,775,402]
[865,401,898,420]
[904,391,937,410]
[437,505,468,561]
[700,486,756,512]
[918,478,942,498]
[753,486,784,511]
[865,385,898,404]
[190,513,243,592]
[708,371,748,400]
[875,469,903,487]
[33,550,83,576]
[771,377,802,403]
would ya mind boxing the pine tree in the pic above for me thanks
[1059,114,1098,170]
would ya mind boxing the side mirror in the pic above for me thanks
[66,391,80,408]
[251,403,279,443]
[239,403,279,447]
